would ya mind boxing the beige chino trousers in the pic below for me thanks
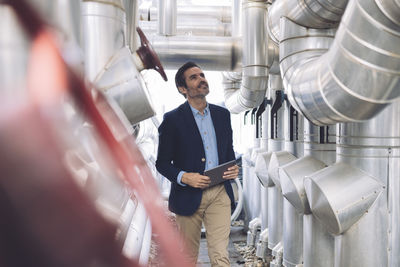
[175,183,231,267]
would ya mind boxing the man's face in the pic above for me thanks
[179,67,209,99]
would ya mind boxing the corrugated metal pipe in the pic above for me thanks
[281,0,400,125]
[224,0,269,114]
[267,0,349,45]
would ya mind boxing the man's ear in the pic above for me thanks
[178,86,187,95]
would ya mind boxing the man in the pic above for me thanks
[156,61,239,266]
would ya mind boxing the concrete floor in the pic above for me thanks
[197,226,247,266]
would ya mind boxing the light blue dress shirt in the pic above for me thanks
[177,103,219,186]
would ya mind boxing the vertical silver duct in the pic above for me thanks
[224,0,268,113]
[231,0,243,38]
[81,0,126,82]
[157,0,176,36]
[125,0,140,52]
[283,0,400,125]
[303,120,336,165]
[333,101,400,267]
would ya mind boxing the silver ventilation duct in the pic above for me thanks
[282,0,400,125]
[267,0,348,44]
[149,34,241,71]
[224,0,269,113]
[125,0,140,52]
[157,0,176,36]
[139,4,232,23]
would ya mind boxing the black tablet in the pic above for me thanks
[204,160,237,187]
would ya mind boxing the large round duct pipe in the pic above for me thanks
[267,0,348,44]
[139,19,230,37]
[81,0,126,82]
[282,0,400,125]
[140,4,231,23]
[125,0,139,52]
[157,0,176,36]
[224,0,269,113]
[149,34,241,71]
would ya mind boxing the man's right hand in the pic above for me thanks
[181,172,210,188]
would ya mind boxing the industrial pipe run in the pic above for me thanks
[1,0,400,266]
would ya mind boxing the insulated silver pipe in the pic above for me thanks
[81,0,126,82]
[140,19,230,36]
[303,120,336,165]
[225,0,269,113]
[140,4,231,23]
[157,0,176,36]
[232,0,243,37]
[336,101,400,267]
[283,0,400,125]
[125,0,139,51]
[267,0,348,44]
[149,34,241,71]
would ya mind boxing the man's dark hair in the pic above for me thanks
[175,61,200,97]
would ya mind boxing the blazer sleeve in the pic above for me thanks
[155,113,182,184]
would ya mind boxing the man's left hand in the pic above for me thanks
[223,165,239,180]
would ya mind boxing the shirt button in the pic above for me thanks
[204,132,207,135]
[209,161,211,164]
[201,158,206,162]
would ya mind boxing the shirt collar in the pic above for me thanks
[189,102,209,116]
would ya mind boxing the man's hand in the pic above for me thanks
[223,165,239,180]
[181,172,211,188]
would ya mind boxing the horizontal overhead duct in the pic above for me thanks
[281,0,400,125]
[148,34,241,71]
[139,3,231,23]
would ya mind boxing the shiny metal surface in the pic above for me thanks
[280,155,326,214]
[139,4,231,23]
[268,151,297,189]
[82,0,126,82]
[303,119,336,164]
[336,101,400,267]
[283,101,304,158]
[231,0,243,37]
[303,214,335,267]
[225,0,269,113]
[157,0,176,36]
[256,228,269,260]
[260,186,269,230]
[268,185,283,249]
[255,151,273,187]
[304,162,384,235]
[267,0,348,44]
[148,34,241,71]
[0,5,29,99]
[282,199,303,267]
[125,0,139,51]
[284,0,400,125]
[140,18,230,36]
[95,47,155,125]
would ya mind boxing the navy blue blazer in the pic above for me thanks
[156,101,236,216]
